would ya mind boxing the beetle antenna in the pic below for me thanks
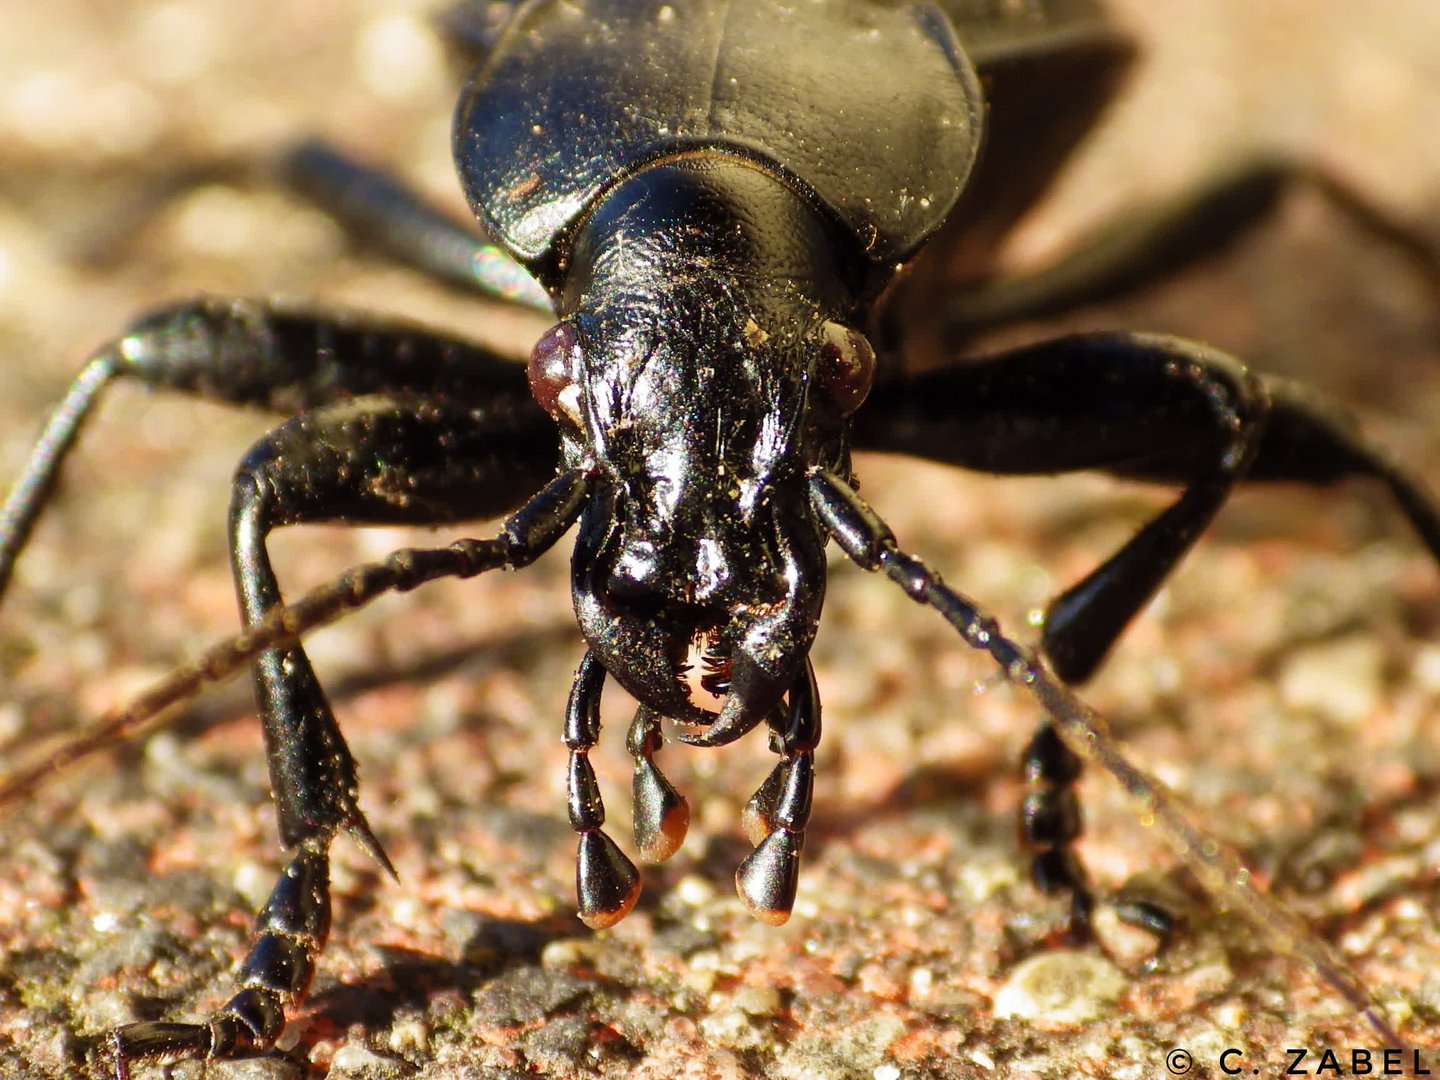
[0,470,590,811]
[808,465,1404,1047]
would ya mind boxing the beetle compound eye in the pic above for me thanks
[528,322,584,427]
[816,321,876,416]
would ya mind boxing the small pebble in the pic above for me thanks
[1278,634,1384,725]
[993,951,1127,1024]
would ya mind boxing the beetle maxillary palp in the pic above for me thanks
[627,705,690,863]
[575,827,642,930]
[735,659,820,924]
[565,651,642,929]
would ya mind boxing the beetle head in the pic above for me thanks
[531,157,875,745]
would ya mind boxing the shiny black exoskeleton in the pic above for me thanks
[2,1,1438,1073]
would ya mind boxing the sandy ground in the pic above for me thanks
[1,2,1440,1078]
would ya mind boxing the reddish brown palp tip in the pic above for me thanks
[633,758,690,863]
[735,827,801,925]
[741,760,787,847]
[740,801,773,849]
[636,798,689,864]
[576,829,642,929]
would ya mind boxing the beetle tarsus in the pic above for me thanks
[1020,722,1096,940]
[109,1022,214,1080]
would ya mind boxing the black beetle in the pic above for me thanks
[2,2,1440,1080]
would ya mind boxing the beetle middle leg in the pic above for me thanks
[119,399,542,1066]
[853,330,1440,938]
[912,156,1440,349]
[279,139,550,309]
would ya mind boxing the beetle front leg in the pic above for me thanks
[854,329,1440,938]
[855,332,1276,937]
[105,394,560,1075]
[96,468,590,1079]
[856,330,1440,677]
[110,846,331,1077]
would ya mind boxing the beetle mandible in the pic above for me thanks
[2,1,1439,1075]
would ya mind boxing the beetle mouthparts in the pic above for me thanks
[677,631,731,715]
[673,645,780,748]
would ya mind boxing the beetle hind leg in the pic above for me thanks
[907,156,1440,354]
[282,139,549,309]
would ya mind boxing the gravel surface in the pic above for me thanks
[2,3,1440,1078]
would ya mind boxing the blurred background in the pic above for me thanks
[0,3,1438,1077]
